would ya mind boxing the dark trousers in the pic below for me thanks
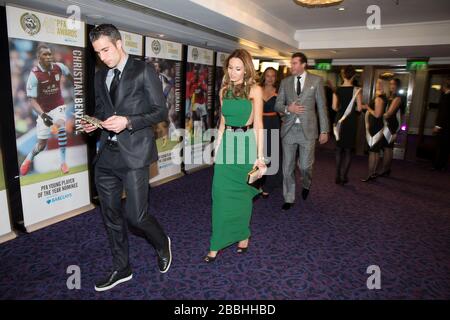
[433,133,449,170]
[95,144,167,271]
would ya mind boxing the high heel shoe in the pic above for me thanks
[237,239,249,254]
[236,246,248,254]
[361,174,377,182]
[379,169,391,177]
[204,251,219,263]
[204,255,217,263]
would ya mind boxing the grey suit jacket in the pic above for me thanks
[274,72,329,140]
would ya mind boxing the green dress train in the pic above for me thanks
[210,92,261,251]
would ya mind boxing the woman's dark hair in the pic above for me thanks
[391,78,401,88]
[443,78,450,90]
[260,67,278,88]
[342,65,356,80]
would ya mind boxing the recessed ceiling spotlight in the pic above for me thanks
[337,7,345,11]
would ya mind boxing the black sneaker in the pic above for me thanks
[94,267,133,292]
[158,236,172,274]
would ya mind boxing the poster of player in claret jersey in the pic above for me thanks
[185,46,214,172]
[214,52,229,128]
[6,5,90,230]
[145,37,184,183]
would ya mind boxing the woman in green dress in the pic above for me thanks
[205,49,267,262]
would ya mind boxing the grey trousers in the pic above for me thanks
[282,124,316,203]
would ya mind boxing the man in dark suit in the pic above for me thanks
[432,78,450,171]
[82,24,172,292]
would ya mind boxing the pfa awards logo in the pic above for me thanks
[20,12,41,36]
[192,48,199,61]
[152,40,161,55]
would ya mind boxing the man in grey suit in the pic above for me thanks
[274,52,329,210]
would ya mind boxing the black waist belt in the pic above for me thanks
[225,124,253,132]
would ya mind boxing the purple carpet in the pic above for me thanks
[1,149,449,299]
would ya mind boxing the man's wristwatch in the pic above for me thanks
[126,116,133,130]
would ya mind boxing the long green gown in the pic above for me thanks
[210,93,261,251]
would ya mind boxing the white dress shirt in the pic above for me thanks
[106,54,129,140]
[291,72,306,123]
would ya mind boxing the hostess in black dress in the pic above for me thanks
[366,94,387,152]
[383,94,401,148]
[262,96,282,194]
[335,86,359,149]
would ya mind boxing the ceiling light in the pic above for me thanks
[293,0,344,8]
[431,85,441,91]
[337,7,345,11]
[86,14,104,19]
[239,39,261,51]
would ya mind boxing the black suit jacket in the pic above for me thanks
[436,92,450,135]
[93,58,167,169]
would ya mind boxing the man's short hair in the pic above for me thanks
[89,24,122,44]
[36,44,51,57]
[291,52,308,64]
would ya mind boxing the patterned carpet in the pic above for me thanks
[0,150,449,300]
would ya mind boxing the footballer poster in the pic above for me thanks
[6,6,91,231]
[119,30,143,57]
[0,148,15,243]
[185,46,214,172]
[214,51,229,128]
[145,37,184,184]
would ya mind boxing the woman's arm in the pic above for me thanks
[214,88,226,157]
[251,85,265,160]
[365,97,384,118]
[356,91,363,112]
[384,96,401,118]
[331,92,339,112]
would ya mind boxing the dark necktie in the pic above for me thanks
[296,76,302,96]
[108,69,120,139]
[109,68,121,106]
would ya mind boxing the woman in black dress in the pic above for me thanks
[260,67,282,198]
[379,78,402,177]
[361,78,387,182]
[332,66,363,184]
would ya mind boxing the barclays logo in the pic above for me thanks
[46,193,72,204]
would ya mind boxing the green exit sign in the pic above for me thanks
[314,59,332,70]
[316,62,332,70]
[407,60,428,71]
